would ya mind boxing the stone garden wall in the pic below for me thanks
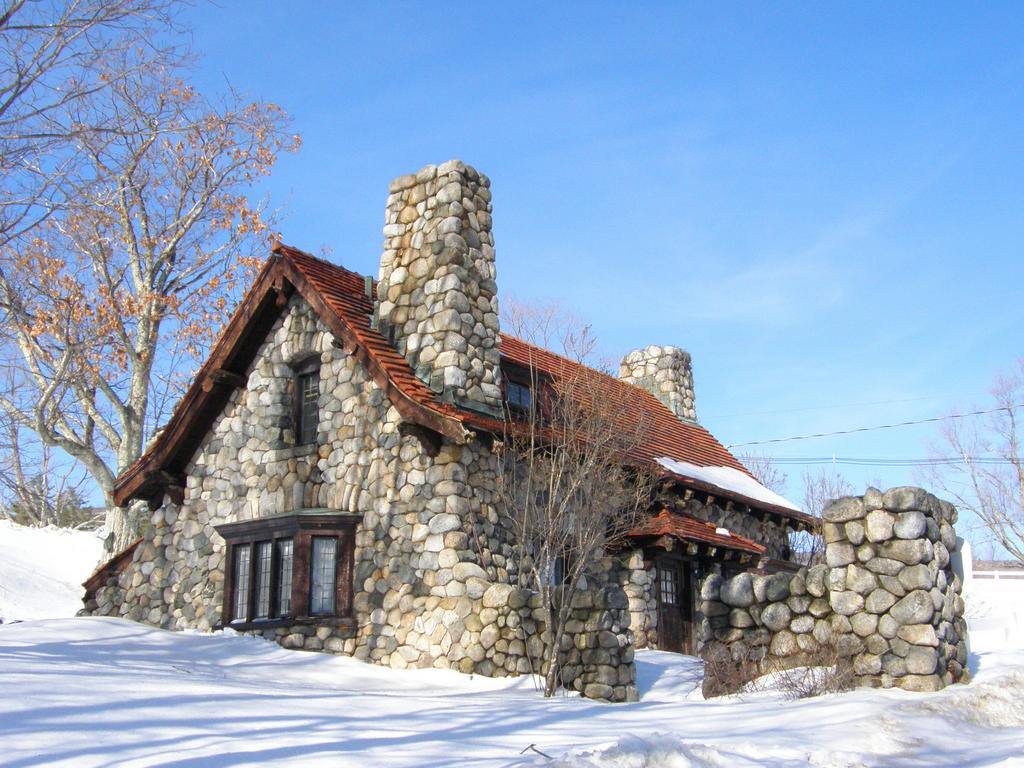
[700,487,968,695]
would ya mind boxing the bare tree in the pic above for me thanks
[501,297,602,368]
[796,467,854,563]
[0,412,95,527]
[742,452,789,496]
[923,359,1024,564]
[496,306,653,697]
[0,8,299,551]
[0,0,180,249]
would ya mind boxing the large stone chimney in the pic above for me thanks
[377,160,502,416]
[619,345,697,422]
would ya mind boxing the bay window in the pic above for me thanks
[216,512,356,629]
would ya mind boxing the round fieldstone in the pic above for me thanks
[864,510,895,543]
[823,496,865,522]
[864,557,904,576]
[878,614,900,639]
[890,590,934,625]
[851,612,879,637]
[879,539,931,566]
[762,603,792,632]
[770,630,799,657]
[826,543,856,568]
[789,572,807,596]
[729,609,754,628]
[897,564,934,591]
[720,573,755,608]
[899,674,943,692]
[790,615,815,634]
[846,564,878,595]
[700,573,724,600]
[854,653,882,675]
[845,520,866,545]
[904,646,939,675]
[805,565,829,597]
[830,591,865,616]
[882,487,932,512]
[481,583,513,608]
[765,573,791,602]
[865,588,898,615]
[896,624,938,647]
[894,511,927,539]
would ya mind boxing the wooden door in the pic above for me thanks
[656,557,696,655]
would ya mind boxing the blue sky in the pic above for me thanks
[184,2,1022,541]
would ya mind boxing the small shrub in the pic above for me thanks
[701,634,853,700]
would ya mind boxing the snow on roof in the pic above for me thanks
[656,457,801,512]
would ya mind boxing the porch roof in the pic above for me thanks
[627,507,767,556]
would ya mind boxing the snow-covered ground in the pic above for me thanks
[1,521,1022,767]
[2,619,1022,767]
[0,519,103,623]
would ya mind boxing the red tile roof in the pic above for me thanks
[114,244,809,526]
[628,507,766,556]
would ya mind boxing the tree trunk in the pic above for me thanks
[104,501,144,554]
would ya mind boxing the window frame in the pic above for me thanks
[216,512,357,631]
[291,355,321,446]
[501,360,547,418]
[505,380,532,413]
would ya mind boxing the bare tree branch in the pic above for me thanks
[921,359,1024,564]
[495,305,654,696]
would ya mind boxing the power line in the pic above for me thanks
[726,403,1024,449]
[737,455,1017,467]
[716,395,945,420]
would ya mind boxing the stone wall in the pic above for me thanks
[378,161,502,415]
[616,549,658,649]
[85,293,635,701]
[620,345,697,422]
[700,487,969,695]
[822,487,968,691]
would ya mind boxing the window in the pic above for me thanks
[542,553,566,587]
[276,539,293,616]
[233,546,251,621]
[254,541,274,619]
[310,537,338,615]
[228,538,291,624]
[292,357,320,445]
[216,513,356,629]
[506,380,532,412]
[658,563,678,605]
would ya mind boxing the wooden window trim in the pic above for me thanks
[291,355,320,447]
[217,513,357,631]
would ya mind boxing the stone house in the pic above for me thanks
[84,160,812,701]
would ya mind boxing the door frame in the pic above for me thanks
[654,553,698,655]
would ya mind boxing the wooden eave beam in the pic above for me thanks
[113,257,292,506]
[201,368,247,393]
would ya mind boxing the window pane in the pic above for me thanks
[310,536,337,615]
[507,382,531,410]
[254,541,273,619]
[276,539,293,617]
[232,545,251,622]
[659,565,677,605]
[298,371,320,444]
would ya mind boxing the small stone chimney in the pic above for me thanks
[619,345,697,422]
[377,160,502,416]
